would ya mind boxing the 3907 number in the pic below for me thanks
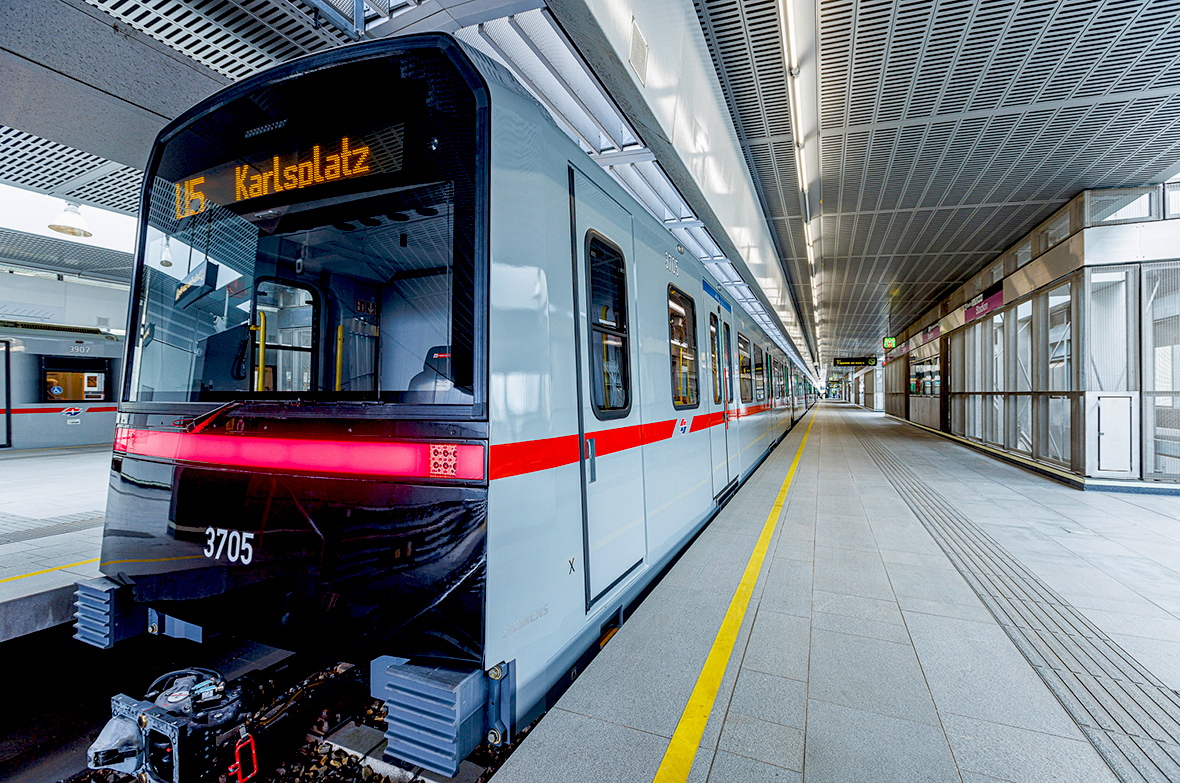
[203,527,255,564]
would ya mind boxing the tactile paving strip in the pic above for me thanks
[853,423,1180,783]
[0,516,104,545]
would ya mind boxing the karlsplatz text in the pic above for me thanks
[234,137,371,202]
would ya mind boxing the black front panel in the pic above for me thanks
[101,458,486,664]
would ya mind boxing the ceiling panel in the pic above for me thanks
[698,0,1180,362]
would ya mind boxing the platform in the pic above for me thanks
[0,446,108,642]
[492,402,1180,783]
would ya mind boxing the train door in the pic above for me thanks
[570,168,646,607]
[0,340,9,448]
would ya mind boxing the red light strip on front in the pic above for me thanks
[114,428,485,481]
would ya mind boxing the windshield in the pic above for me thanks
[127,45,482,407]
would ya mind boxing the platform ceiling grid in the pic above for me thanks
[81,0,351,79]
[695,0,814,353]
[696,0,1180,359]
[0,127,142,215]
[819,0,1180,353]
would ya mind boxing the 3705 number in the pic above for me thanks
[203,528,255,564]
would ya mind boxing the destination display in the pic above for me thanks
[172,125,405,221]
[832,356,878,367]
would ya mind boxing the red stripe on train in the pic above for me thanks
[488,434,580,480]
[488,419,678,479]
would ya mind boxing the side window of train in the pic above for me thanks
[737,332,753,403]
[668,285,699,409]
[754,344,766,401]
[586,232,631,418]
[723,322,734,403]
[709,313,722,405]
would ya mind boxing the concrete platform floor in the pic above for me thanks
[0,446,109,642]
[492,402,1180,783]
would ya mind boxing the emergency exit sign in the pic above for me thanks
[883,337,897,349]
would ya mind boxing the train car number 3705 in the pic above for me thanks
[203,527,255,564]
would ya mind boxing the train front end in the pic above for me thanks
[80,35,498,782]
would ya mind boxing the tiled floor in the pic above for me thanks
[0,446,109,641]
[493,403,1180,783]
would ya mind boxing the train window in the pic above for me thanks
[738,333,753,403]
[709,314,722,405]
[668,286,699,409]
[586,233,630,417]
[252,281,316,392]
[125,47,481,407]
[754,344,765,401]
[42,357,110,402]
[724,322,733,404]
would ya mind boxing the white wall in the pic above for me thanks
[0,271,128,330]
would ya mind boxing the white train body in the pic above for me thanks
[85,33,815,780]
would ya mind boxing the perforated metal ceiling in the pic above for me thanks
[0,126,143,214]
[697,0,1180,359]
[0,228,134,283]
[81,0,350,79]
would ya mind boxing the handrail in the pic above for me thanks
[252,311,267,392]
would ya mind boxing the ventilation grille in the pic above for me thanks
[629,19,649,85]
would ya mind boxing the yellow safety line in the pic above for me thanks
[0,557,99,583]
[0,549,207,580]
[653,412,815,783]
[101,555,205,566]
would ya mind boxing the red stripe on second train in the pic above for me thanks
[0,406,119,414]
[690,411,724,432]
[735,403,772,418]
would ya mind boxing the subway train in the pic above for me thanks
[81,32,817,782]
[0,319,122,450]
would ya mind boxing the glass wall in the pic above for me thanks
[1144,262,1180,478]
[946,273,1081,471]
